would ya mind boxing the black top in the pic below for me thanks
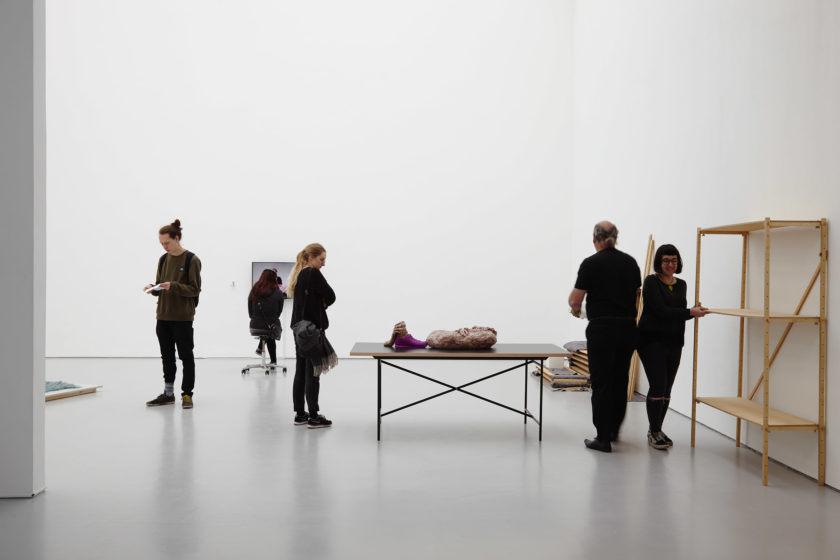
[638,274,692,346]
[291,267,336,330]
[574,247,641,320]
[248,289,285,330]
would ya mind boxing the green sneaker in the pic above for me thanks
[146,393,175,407]
[182,395,193,409]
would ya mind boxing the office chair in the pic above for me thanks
[242,328,287,375]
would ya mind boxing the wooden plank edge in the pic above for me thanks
[46,385,102,402]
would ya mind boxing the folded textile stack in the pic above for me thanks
[534,363,590,390]
[564,340,590,378]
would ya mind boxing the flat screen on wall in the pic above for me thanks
[251,262,295,295]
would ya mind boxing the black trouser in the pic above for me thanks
[293,355,320,415]
[257,338,277,363]
[586,319,637,441]
[156,320,195,396]
[638,341,682,433]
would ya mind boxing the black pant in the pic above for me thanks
[257,338,277,363]
[586,319,637,441]
[293,356,320,414]
[638,341,682,432]
[156,320,195,396]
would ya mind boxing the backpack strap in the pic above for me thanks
[157,254,167,281]
[184,251,193,277]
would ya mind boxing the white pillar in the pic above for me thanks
[0,0,46,498]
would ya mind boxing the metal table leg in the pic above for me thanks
[377,359,382,441]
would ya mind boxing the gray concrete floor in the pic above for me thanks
[1,357,839,560]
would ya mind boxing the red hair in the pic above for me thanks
[249,269,279,302]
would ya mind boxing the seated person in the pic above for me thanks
[248,269,285,365]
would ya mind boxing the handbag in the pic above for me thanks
[292,283,326,359]
[292,318,323,359]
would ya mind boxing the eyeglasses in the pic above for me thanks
[661,257,679,265]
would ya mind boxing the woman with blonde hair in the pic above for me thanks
[289,243,336,428]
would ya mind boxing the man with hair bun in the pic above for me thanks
[569,220,641,453]
[143,219,202,409]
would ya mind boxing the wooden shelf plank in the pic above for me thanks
[45,385,101,401]
[707,308,820,322]
[700,220,822,234]
[696,397,818,429]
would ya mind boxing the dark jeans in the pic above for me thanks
[639,341,682,432]
[257,338,277,363]
[156,320,195,396]
[586,319,637,441]
[293,356,320,414]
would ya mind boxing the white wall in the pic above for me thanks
[45,0,575,359]
[573,0,839,484]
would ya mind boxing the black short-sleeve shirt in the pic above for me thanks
[574,247,641,320]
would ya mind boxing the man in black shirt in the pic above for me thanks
[569,221,641,452]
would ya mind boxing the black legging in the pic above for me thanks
[293,355,320,415]
[265,339,277,363]
[638,341,682,433]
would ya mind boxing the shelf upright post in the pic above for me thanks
[691,228,702,447]
[736,232,748,447]
[818,218,827,485]
[762,218,771,486]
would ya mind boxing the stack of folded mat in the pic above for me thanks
[532,340,590,390]
[564,340,590,378]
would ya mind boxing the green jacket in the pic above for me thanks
[153,251,202,321]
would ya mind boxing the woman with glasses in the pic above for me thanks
[638,244,708,450]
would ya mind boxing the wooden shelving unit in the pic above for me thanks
[691,218,827,486]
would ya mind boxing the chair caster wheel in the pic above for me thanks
[241,369,248,374]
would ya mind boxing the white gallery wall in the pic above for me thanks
[45,1,575,358]
[572,0,839,484]
[45,1,840,484]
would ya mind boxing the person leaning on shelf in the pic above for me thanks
[569,221,641,453]
[637,244,707,450]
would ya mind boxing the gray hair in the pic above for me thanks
[593,223,618,248]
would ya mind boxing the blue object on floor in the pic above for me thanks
[46,381,80,393]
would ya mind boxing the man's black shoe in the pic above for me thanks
[584,438,612,453]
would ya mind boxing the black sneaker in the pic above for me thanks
[294,412,309,425]
[146,393,175,407]
[658,431,674,447]
[647,430,669,450]
[307,414,332,429]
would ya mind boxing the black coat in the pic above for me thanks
[291,267,336,330]
[248,289,285,330]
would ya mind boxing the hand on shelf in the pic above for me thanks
[690,304,709,318]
